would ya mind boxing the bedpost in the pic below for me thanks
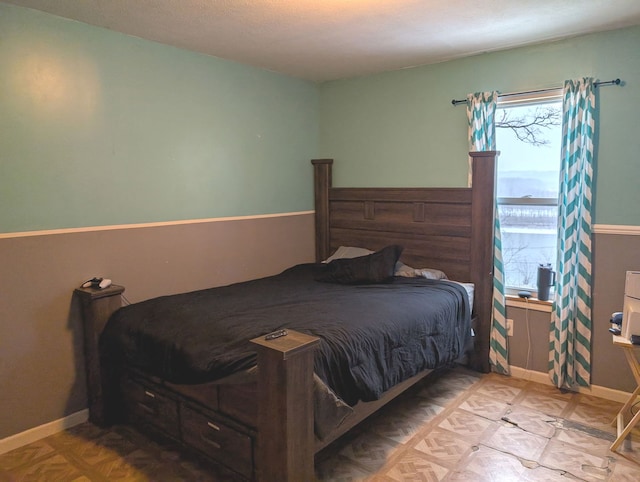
[312,159,333,262]
[468,150,498,373]
[74,284,125,425]
[250,330,320,482]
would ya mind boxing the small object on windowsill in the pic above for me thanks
[611,312,623,326]
[609,327,622,335]
[518,291,532,299]
[505,294,553,310]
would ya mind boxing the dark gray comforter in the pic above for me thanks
[100,263,471,406]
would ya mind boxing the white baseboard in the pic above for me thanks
[0,409,88,455]
[509,366,633,403]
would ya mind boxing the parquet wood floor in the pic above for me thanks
[2,367,640,481]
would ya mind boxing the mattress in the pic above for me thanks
[101,263,472,406]
[451,281,474,309]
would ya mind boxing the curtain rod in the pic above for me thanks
[450,78,621,106]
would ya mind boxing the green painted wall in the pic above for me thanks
[0,4,319,233]
[3,3,638,231]
[319,26,640,225]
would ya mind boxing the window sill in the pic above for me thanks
[505,295,553,313]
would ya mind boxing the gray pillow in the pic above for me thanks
[317,245,404,284]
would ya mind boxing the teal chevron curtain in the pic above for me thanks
[549,78,595,389]
[466,92,509,375]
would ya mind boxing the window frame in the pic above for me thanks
[496,89,562,298]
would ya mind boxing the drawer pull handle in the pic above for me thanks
[201,435,221,450]
[144,390,155,399]
[207,421,220,431]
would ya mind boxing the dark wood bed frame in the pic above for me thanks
[75,151,497,481]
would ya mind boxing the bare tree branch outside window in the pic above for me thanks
[496,106,561,146]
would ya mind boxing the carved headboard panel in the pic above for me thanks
[312,152,498,372]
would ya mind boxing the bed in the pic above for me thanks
[75,151,497,481]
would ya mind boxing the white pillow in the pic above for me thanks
[322,246,374,263]
[414,267,448,280]
[395,262,448,280]
[394,262,418,277]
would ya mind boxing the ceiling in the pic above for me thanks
[5,0,640,82]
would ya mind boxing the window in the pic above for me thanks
[495,92,562,295]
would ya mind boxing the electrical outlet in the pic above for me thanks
[506,318,514,337]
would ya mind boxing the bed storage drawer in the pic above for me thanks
[181,403,253,478]
[121,377,180,439]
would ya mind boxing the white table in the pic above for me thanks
[611,335,640,452]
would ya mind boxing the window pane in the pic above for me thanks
[499,204,558,290]
[496,100,562,291]
[496,103,561,199]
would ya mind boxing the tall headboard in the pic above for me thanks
[312,151,497,372]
